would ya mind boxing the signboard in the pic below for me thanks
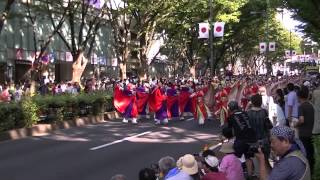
[305,66,319,73]
[111,58,118,67]
[65,52,73,62]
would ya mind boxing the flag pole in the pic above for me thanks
[209,0,214,76]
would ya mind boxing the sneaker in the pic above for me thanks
[163,119,168,124]
[122,118,129,123]
[132,118,138,124]
[155,119,161,125]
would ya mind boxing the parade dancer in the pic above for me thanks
[149,81,168,125]
[113,82,138,124]
[219,86,230,126]
[191,84,208,125]
[241,81,251,111]
[166,82,180,120]
[179,82,193,120]
[136,82,150,119]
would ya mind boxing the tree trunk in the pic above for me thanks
[72,51,87,83]
[190,65,196,78]
[266,62,272,75]
[119,62,127,80]
[138,34,148,80]
[138,63,148,80]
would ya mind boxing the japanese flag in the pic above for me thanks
[259,42,267,52]
[214,22,225,37]
[269,42,276,51]
[198,23,209,39]
[285,50,290,57]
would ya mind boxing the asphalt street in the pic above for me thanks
[0,117,222,180]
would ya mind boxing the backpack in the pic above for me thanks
[247,108,273,140]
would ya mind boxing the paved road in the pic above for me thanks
[0,118,222,180]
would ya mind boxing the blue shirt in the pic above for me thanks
[285,91,299,118]
[269,145,306,180]
[165,167,180,179]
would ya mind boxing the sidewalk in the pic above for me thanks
[0,111,119,142]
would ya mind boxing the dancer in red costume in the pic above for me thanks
[241,82,251,111]
[166,82,180,120]
[113,82,138,124]
[179,82,193,119]
[214,84,223,119]
[136,82,150,118]
[219,86,230,126]
[191,84,208,125]
[149,81,168,124]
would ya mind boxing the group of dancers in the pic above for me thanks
[112,75,292,125]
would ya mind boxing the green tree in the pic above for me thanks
[128,0,181,79]
[21,0,68,93]
[212,0,301,74]
[282,0,320,43]
[160,0,249,77]
[47,0,105,83]
[105,0,132,80]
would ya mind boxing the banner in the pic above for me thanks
[111,58,118,67]
[65,52,73,62]
[259,42,267,53]
[269,42,276,51]
[198,23,209,39]
[213,22,225,37]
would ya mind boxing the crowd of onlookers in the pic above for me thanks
[109,77,320,180]
[0,77,115,103]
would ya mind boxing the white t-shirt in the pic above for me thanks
[275,104,286,126]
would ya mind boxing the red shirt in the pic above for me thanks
[251,85,259,94]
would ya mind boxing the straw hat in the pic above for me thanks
[179,154,198,175]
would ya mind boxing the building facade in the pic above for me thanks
[0,0,118,84]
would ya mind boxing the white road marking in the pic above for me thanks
[186,118,194,121]
[209,139,229,150]
[90,131,152,151]
[209,142,222,150]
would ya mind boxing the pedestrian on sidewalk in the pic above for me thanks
[296,86,315,174]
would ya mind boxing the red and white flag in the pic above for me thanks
[259,42,267,52]
[198,23,209,39]
[269,42,276,51]
[292,50,296,56]
[285,50,290,57]
[214,22,225,37]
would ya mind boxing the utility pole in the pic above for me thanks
[209,0,214,76]
[290,29,293,63]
